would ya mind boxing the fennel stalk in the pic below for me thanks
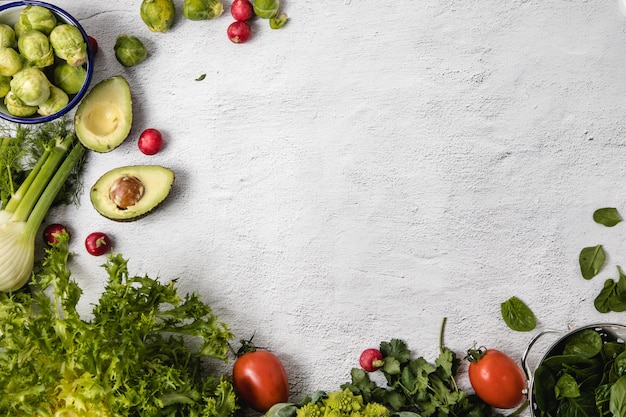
[0,131,84,291]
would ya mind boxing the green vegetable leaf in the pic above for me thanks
[610,376,626,417]
[500,296,537,332]
[563,329,603,359]
[595,278,617,313]
[555,373,580,400]
[579,244,606,280]
[196,73,206,81]
[0,231,237,417]
[593,207,622,227]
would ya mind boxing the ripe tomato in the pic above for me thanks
[232,345,289,412]
[467,348,527,409]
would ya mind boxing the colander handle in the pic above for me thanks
[520,329,561,387]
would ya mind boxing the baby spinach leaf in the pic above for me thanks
[595,279,617,313]
[610,376,626,417]
[555,373,580,400]
[500,296,536,332]
[593,207,622,227]
[533,365,558,413]
[579,245,606,280]
[563,329,603,359]
[594,267,626,313]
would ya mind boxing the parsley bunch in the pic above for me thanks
[0,232,238,417]
[340,321,503,417]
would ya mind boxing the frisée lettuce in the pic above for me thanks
[0,231,238,417]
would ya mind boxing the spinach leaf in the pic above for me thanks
[593,208,622,227]
[579,245,606,280]
[594,267,626,313]
[556,373,581,400]
[610,376,626,417]
[594,279,617,313]
[601,341,624,363]
[534,365,558,413]
[500,296,536,332]
[563,329,603,359]
[611,351,626,380]
[557,391,598,417]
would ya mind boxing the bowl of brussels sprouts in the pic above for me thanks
[0,1,94,124]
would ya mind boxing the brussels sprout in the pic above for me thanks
[0,75,10,98]
[269,13,288,29]
[0,47,22,77]
[0,24,16,48]
[253,0,279,19]
[140,0,176,32]
[4,90,37,117]
[183,0,224,20]
[53,62,87,95]
[37,85,69,116]
[16,5,57,36]
[49,24,87,67]
[18,30,55,68]
[114,34,148,67]
[10,67,51,106]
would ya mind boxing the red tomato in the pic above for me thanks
[232,348,289,412]
[467,348,526,409]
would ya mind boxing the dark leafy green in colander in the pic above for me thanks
[532,328,626,417]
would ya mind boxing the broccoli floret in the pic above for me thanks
[297,402,325,417]
[298,389,389,417]
[362,402,390,417]
[324,389,363,415]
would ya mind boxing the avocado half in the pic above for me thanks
[90,165,174,221]
[74,76,133,153]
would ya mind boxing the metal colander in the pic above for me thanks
[521,323,626,416]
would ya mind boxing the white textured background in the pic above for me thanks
[33,0,626,415]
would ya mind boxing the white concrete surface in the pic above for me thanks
[34,0,626,414]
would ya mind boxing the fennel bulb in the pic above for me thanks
[0,124,84,292]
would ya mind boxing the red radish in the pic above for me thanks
[138,128,164,155]
[43,223,68,245]
[227,21,251,43]
[231,0,254,21]
[359,348,384,372]
[85,232,111,256]
[88,36,98,55]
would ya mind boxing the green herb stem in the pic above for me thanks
[23,140,85,238]
[9,134,75,223]
[3,145,51,213]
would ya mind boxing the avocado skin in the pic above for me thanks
[90,165,174,222]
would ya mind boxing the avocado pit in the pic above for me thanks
[90,165,175,222]
[109,176,145,209]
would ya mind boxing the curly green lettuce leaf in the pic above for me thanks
[0,231,237,417]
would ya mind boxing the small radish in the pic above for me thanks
[138,128,164,155]
[85,232,111,256]
[231,0,254,21]
[88,36,98,55]
[359,348,384,372]
[43,223,69,245]
[227,21,252,43]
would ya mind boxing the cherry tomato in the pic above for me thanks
[232,344,289,412]
[467,348,526,409]
[85,232,111,256]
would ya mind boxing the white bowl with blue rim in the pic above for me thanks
[0,1,94,124]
